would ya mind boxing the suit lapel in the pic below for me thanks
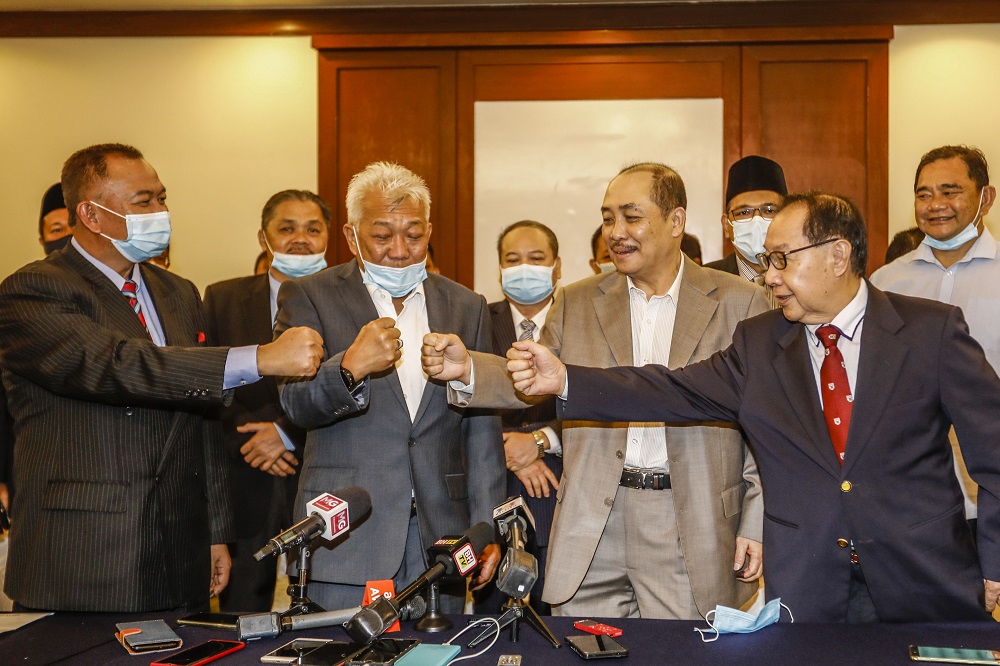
[593,273,633,366]
[65,247,152,340]
[245,275,280,401]
[413,275,449,425]
[841,285,907,475]
[141,266,192,345]
[490,301,518,354]
[772,324,843,477]
[669,258,719,369]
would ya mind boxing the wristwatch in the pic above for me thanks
[533,430,547,459]
[340,365,361,392]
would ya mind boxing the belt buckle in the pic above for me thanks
[640,471,654,490]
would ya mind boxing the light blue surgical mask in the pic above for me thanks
[265,239,327,278]
[694,598,792,642]
[501,263,555,305]
[91,200,171,264]
[352,226,427,298]
[731,215,772,263]
[922,188,986,252]
[597,261,617,274]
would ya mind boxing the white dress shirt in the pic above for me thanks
[509,299,561,454]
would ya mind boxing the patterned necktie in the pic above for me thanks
[817,324,853,465]
[121,279,151,338]
[518,319,536,342]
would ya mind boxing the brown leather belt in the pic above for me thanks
[619,468,671,490]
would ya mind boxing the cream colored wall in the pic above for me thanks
[889,24,1000,239]
[0,37,317,291]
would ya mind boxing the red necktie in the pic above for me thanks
[817,324,853,465]
[121,279,151,338]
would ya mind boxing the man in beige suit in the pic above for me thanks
[423,163,768,619]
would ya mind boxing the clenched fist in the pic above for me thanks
[258,326,324,377]
[342,317,401,379]
[421,332,472,383]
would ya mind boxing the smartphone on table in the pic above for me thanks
[261,638,348,664]
[565,634,628,659]
[150,639,244,666]
[909,645,1000,664]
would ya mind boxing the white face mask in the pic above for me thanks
[922,188,986,252]
[730,215,772,263]
[352,226,427,298]
[264,239,327,278]
[90,200,171,264]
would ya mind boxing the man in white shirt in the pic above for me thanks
[275,162,505,613]
[424,163,767,620]
[871,145,998,537]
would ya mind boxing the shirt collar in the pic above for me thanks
[509,298,553,330]
[907,227,997,267]
[71,236,142,291]
[806,279,868,346]
[626,255,685,303]
[735,252,761,282]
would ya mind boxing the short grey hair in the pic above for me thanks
[345,161,431,227]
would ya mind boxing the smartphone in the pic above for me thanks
[176,612,241,631]
[150,640,245,666]
[347,638,420,666]
[290,641,362,666]
[909,645,1000,664]
[565,634,628,660]
[573,620,623,638]
[260,638,343,664]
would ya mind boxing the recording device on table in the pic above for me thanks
[345,521,495,644]
[909,645,1000,664]
[565,634,629,660]
[149,639,244,666]
[468,497,560,649]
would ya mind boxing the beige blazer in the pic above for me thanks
[458,257,768,613]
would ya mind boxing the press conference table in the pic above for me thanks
[2,610,998,665]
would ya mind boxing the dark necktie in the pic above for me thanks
[518,319,536,342]
[817,324,853,465]
[121,279,151,338]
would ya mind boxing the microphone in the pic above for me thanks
[493,496,538,600]
[235,597,426,641]
[344,521,494,644]
[254,486,372,561]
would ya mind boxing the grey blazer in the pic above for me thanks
[276,260,505,585]
[0,244,234,612]
[459,257,767,613]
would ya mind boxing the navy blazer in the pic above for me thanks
[563,284,1000,622]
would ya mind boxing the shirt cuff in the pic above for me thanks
[273,422,295,452]
[448,362,475,400]
[539,426,562,455]
[224,345,262,390]
[559,374,569,401]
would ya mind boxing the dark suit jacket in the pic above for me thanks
[0,244,235,612]
[488,299,561,548]
[704,252,739,275]
[203,274,305,538]
[276,261,505,585]
[564,284,1000,622]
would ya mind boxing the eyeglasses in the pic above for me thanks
[755,238,841,271]
[727,205,780,223]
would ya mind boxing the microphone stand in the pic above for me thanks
[282,542,325,617]
[414,580,452,632]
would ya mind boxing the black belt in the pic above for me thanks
[620,468,670,490]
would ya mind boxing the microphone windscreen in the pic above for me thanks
[399,594,427,620]
[465,521,495,553]
[333,486,372,522]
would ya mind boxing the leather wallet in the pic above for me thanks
[115,619,183,654]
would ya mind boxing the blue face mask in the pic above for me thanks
[91,200,171,264]
[265,239,327,278]
[352,226,427,298]
[694,598,792,642]
[922,188,986,252]
[501,263,555,305]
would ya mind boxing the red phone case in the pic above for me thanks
[150,640,245,666]
[573,619,623,638]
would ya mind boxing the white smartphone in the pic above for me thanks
[909,645,1000,664]
[260,638,346,664]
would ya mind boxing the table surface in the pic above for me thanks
[2,610,1000,665]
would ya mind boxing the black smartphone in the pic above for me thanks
[150,639,245,666]
[565,634,629,660]
[347,638,420,666]
[176,612,240,630]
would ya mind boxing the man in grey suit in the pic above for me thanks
[276,161,505,613]
[423,163,767,619]
[0,143,323,612]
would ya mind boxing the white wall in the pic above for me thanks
[0,37,317,291]
[889,24,1000,238]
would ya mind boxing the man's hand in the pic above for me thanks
[514,460,559,499]
[470,543,501,591]
[503,432,540,473]
[258,326,324,377]
[342,317,401,379]
[985,578,1000,613]
[421,333,472,383]
[237,422,298,477]
[209,543,231,597]
[506,340,567,397]
[734,537,763,582]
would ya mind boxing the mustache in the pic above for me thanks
[610,241,637,252]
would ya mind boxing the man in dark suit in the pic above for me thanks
[476,220,563,615]
[705,155,787,287]
[276,161,505,613]
[203,189,331,612]
[0,143,323,612]
[504,191,1000,623]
